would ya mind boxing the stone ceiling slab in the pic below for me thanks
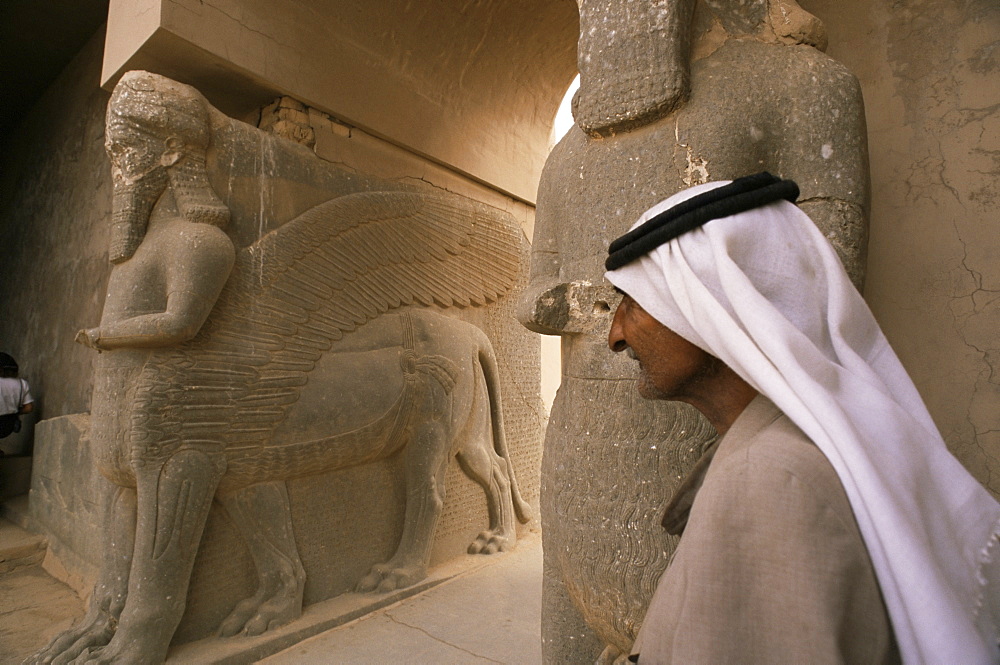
[101,0,579,203]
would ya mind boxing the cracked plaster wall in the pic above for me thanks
[802,0,1000,495]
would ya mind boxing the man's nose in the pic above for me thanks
[608,303,628,353]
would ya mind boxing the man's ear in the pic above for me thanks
[160,136,184,167]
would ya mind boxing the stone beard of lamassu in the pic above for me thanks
[106,73,230,265]
[521,0,868,662]
[572,0,696,137]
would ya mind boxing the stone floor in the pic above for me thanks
[0,515,543,665]
[0,518,83,665]
[260,531,542,665]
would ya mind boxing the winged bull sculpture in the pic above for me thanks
[30,71,531,665]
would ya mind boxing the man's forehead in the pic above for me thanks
[611,290,648,316]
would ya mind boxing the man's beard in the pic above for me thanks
[169,157,230,228]
[628,347,667,400]
[634,357,673,401]
[109,170,168,264]
[631,347,723,402]
[636,369,669,400]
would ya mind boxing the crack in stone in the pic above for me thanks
[947,212,998,489]
[383,610,505,663]
[176,0,289,48]
[965,396,995,489]
[406,176,460,196]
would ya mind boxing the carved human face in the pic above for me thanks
[608,293,716,401]
[105,118,171,263]
[106,118,172,185]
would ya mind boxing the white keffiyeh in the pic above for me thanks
[605,180,1000,664]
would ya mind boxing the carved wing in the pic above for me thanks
[241,190,521,322]
[133,190,521,453]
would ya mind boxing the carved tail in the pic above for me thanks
[478,341,532,523]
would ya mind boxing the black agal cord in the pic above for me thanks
[605,172,799,271]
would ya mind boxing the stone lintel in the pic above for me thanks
[101,0,579,204]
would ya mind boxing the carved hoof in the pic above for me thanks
[355,564,425,593]
[219,595,302,638]
[66,646,103,665]
[244,601,299,637]
[67,634,167,665]
[69,646,96,664]
[355,564,390,593]
[26,613,114,665]
[467,529,513,555]
[72,647,126,665]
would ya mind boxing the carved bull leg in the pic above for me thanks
[458,378,517,555]
[75,448,225,665]
[26,486,136,665]
[217,481,306,637]
[459,442,517,555]
[356,418,452,593]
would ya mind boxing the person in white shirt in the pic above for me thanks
[0,352,33,418]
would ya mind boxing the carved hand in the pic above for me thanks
[75,328,103,351]
[517,279,619,336]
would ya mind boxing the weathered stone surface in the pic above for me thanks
[522,1,869,661]
[259,97,316,149]
[27,71,540,665]
[573,0,695,137]
[27,414,106,592]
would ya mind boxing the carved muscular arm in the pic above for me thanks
[519,136,623,336]
[77,225,236,350]
[518,157,570,335]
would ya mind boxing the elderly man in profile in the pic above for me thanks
[603,172,1000,664]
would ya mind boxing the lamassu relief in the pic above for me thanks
[28,71,537,664]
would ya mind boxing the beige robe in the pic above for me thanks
[631,396,900,664]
